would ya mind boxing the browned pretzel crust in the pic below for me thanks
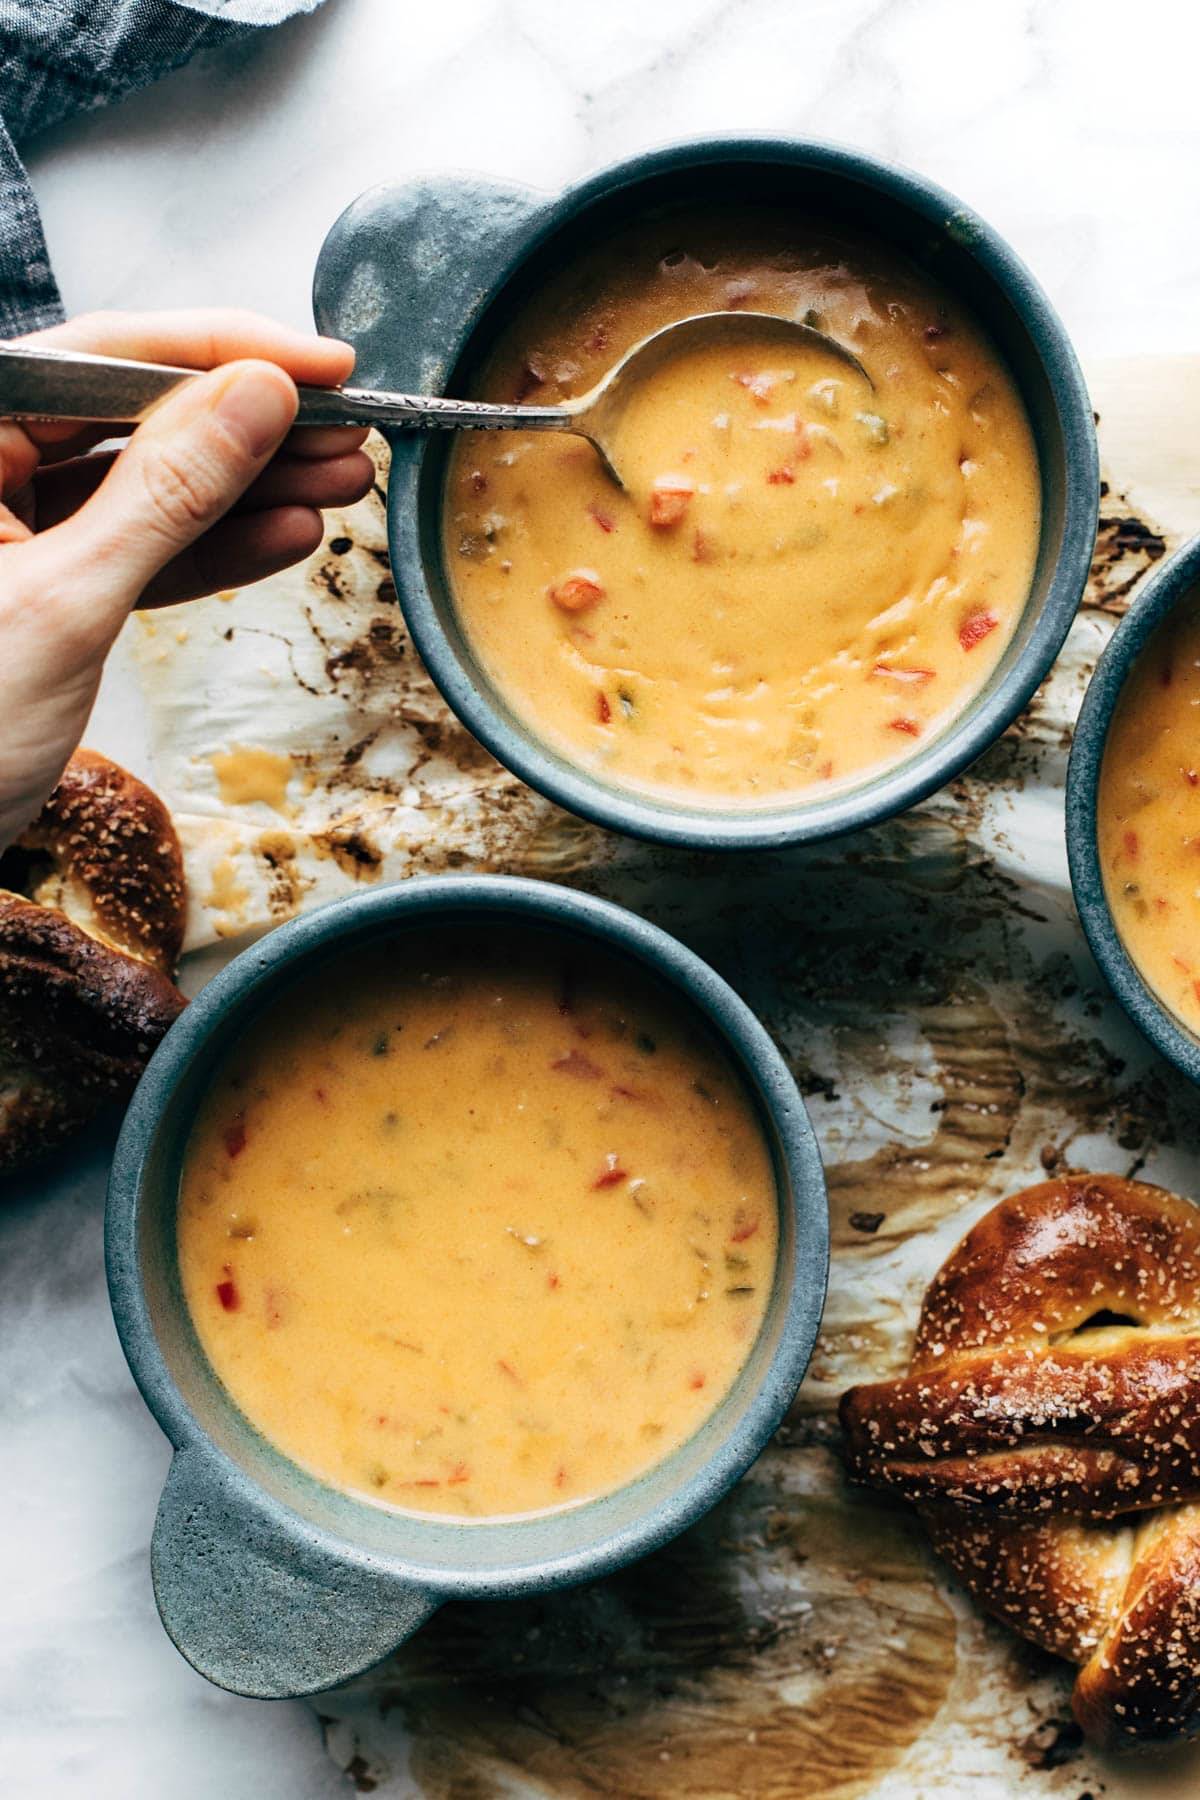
[0,752,187,1172]
[5,748,186,973]
[840,1176,1200,1748]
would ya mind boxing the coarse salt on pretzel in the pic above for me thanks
[840,1175,1200,1747]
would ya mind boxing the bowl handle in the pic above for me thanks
[311,170,549,393]
[150,1449,437,1699]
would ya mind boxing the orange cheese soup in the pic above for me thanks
[445,208,1041,807]
[177,931,778,1518]
[1099,592,1200,1034]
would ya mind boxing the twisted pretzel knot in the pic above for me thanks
[840,1175,1200,1747]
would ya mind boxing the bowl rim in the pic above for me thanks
[386,132,1099,850]
[105,873,829,1595]
[1066,533,1200,1083]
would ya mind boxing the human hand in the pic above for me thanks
[0,309,375,850]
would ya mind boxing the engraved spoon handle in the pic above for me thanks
[0,344,574,433]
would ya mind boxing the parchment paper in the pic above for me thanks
[102,356,1200,1797]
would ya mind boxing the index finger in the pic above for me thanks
[26,308,355,388]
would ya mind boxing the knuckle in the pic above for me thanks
[139,440,225,534]
[213,306,270,338]
[200,311,272,367]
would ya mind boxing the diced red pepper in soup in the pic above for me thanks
[549,571,605,613]
[958,610,999,652]
[649,479,694,528]
[592,1153,628,1189]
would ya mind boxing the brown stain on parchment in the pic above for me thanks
[253,829,313,919]
[728,842,1135,1250]
[218,458,616,906]
[817,953,1176,1260]
[1084,479,1167,615]
[349,1461,956,1800]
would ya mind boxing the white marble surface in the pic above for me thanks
[7,0,1200,1792]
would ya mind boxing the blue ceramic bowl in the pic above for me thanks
[313,136,1098,850]
[106,876,828,1698]
[1067,535,1200,1081]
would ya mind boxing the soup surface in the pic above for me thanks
[177,930,778,1518]
[1099,591,1200,1034]
[445,208,1041,807]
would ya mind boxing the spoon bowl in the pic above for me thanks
[562,309,874,484]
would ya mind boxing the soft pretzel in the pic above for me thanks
[0,751,187,1172]
[5,749,185,973]
[840,1175,1200,1748]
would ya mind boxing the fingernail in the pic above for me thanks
[213,365,297,458]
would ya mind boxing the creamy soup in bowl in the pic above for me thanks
[314,136,1101,846]
[1097,588,1200,1037]
[444,209,1041,810]
[176,924,779,1520]
[1068,535,1200,1086]
[315,141,1098,851]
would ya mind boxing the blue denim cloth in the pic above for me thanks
[0,0,325,334]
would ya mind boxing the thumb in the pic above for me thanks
[33,359,298,629]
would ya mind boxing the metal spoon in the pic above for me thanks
[0,311,872,489]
